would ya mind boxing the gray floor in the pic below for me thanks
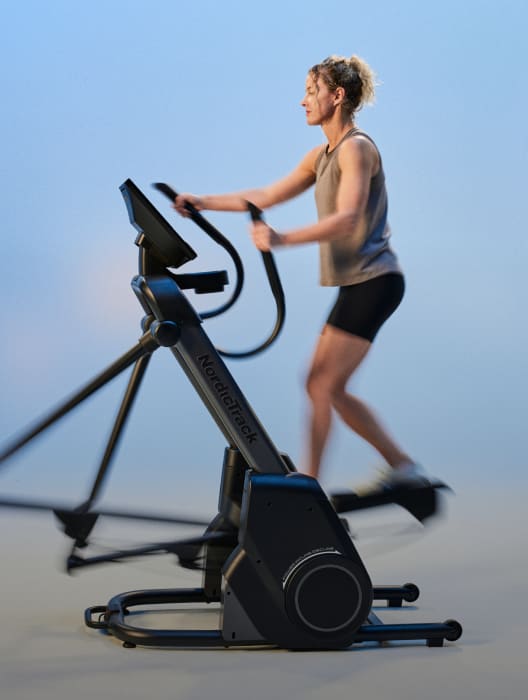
[1,484,526,700]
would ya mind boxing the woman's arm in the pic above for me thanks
[173,146,321,215]
[252,136,378,250]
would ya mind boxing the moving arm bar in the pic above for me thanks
[0,334,159,467]
[0,496,210,527]
[66,531,231,571]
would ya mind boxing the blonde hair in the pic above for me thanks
[309,55,377,116]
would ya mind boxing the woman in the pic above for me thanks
[174,55,429,493]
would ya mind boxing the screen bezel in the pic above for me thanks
[120,178,197,269]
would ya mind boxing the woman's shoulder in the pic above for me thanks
[338,130,381,175]
[345,129,381,157]
[301,143,327,174]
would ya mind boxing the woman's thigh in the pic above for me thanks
[307,325,372,392]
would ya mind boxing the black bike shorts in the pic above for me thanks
[326,273,405,342]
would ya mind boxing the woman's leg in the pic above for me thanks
[304,324,412,479]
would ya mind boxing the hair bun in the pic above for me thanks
[310,54,377,115]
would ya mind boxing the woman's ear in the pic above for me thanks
[334,86,345,105]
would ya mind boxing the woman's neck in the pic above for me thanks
[322,117,356,152]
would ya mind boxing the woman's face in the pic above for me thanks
[301,73,337,126]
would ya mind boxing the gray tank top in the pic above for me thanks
[314,127,402,286]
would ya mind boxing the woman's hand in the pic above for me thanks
[172,193,204,217]
[250,221,284,251]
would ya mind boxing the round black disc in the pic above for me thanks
[284,552,371,638]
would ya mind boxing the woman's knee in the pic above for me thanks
[306,366,329,402]
[306,375,321,403]
[306,367,344,404]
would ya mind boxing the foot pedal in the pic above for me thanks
[330,482,449,523]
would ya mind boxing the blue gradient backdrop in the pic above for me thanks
[1,0,526,519]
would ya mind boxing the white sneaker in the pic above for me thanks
[354,463,431,496]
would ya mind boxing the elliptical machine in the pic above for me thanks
[0,180,462,650]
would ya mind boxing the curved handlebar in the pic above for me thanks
[153,183,243,319]
[152,184,285,358]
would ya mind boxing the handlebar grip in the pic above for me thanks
[246,201,264,222]
[152,182,200,217]
[153,182,178,200]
